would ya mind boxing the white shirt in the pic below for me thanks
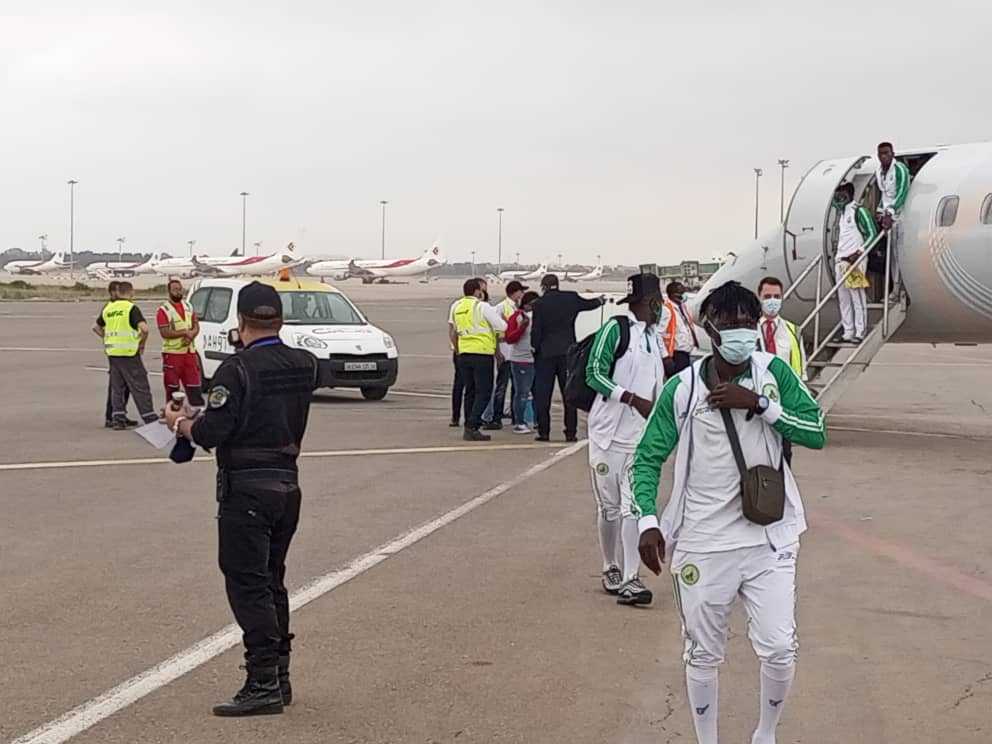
[587,313,665,452]
[836,202,865,261]
[659,300,698,355]
[757,315,807,381]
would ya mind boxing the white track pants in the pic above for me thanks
[589,443,641,579]
[836,262,867,339]
[671,544,799,671]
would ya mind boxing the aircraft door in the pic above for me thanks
[783,156,867,299]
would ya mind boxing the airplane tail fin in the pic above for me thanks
[229,248,239,257]
[287,242,295,253]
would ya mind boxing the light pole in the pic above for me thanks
[515,251,520,267]
[187,239,196,257]
[557,252,563,269]
[379,200,388,259]
[471,250,476,277]
[38,234,48,255]
[240,191,250,256]
[753,168,763,240]
[67,180,78,275]
[777,159,790,223]
[596,253,602,267]
[253,241,262,256]
[496,207,504,276]
[116,236,126,261]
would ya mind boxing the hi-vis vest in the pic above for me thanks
[159,300,194,354]
[661,300,678,356]
[102,300,140,357]
[453,296,496,355]
[783,320,803,378]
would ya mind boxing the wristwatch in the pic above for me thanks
[754,395,770,415]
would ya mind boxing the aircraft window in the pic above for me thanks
[981,194,992,225]
[203,287,232,323]
[937,196,960,227]
[189,288,211,319]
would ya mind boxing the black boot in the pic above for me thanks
[278,654,292,705]
[212,664,284,717]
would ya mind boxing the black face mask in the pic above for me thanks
[481,290,490,303]
[227,328,244,350]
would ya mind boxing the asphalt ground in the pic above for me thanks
[1,285,990,744]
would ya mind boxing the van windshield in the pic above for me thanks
[279,291,365,325]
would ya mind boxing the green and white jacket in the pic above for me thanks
[632,352,826,554]
[876,160,910,218]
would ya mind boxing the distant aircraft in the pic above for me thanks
[153,244,304,278]
[85,253,162,279]
[498,263,547,282]
[3,252,71,276]
[563,265,604,283]
[306,244,445,284]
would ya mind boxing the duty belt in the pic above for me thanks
[216,467,299,501]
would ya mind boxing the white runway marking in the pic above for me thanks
[828,425,979,440]
[0,442,566,472]
[8,439,587,744]
[0,346,101,352]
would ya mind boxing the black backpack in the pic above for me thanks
[564,316,631,412]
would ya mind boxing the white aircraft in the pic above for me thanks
[306,244,445,284]
[85,253,162,279]
[154,244,304,278]
[3,252,71,275]
[563,265,604,282]
[691,141,992,410]
[498,263,547,282]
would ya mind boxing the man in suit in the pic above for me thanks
[531,273,605,442]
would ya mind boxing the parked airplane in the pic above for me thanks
[153,244,304,278]
[563,265,604,282]
[85,253,162,279]
[497,263,547,282]
[306,244,445,284]
[3,252,71,275]
[691,141,992,411]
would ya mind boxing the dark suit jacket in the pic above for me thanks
[531,289,603,359]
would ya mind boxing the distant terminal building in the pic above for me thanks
[638,260,722,290]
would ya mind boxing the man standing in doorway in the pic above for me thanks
[157,279,204,406]
[530,273,604,442]
[450,278,507,441]
[482,280,527,430]
[871,141,910,293]
[93,281,158,428]
[834,183,878,343]
[660,281,698,379]
[585,273,664,605]
[634,281,825,744]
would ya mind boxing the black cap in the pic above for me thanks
[617,273,662,305]
[505,280,528,295]
[237,281,283,320]
[540,273,559,289]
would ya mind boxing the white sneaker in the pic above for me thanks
[512,425,532,434]
[601,566,623,595]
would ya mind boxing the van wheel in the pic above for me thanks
[361,386,388,401]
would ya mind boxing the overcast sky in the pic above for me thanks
[1,1,988,265]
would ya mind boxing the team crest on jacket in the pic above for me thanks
[680,564,700,586]
[208,386,230,409]
[762,382,779,402]
[596,462,609,476]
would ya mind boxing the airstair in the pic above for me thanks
[783,230,907,413]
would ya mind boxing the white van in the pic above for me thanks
[189,276,399,400]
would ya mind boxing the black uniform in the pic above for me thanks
[191,337,318,670]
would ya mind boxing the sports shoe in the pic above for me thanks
[601,566,623,595]
[512,424,531,434]
[616,577,653,606]
[482,421,503,431]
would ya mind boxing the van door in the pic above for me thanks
[194,286,235,379]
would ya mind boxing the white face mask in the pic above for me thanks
[715,327,759,365]
[761,298,782,317]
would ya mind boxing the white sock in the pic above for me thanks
[620,517,641,582]
[597,514,620,571]
[751,662,795,744]
[685,666,719,744]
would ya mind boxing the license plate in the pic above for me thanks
[344,361,378,371]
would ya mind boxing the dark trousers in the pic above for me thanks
[483,361,512,424]
[451,352,465,423]
[109,355,157,423]
[664,350,692,380]
[534,355,577,439]
[460,353,495,431]
[105,371,130,423]
[218,476,302,667]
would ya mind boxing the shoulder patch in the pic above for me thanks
[762,381,780,402]
[207,385,230,409]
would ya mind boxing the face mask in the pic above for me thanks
[714,327,758,365]
[761,298,782,317]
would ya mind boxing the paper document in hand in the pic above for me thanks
[135,421,177,450]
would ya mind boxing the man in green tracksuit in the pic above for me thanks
[632,281,826,744]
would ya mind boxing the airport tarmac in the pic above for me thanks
[1,283,990,744]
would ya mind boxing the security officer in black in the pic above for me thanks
[166,281,318,717]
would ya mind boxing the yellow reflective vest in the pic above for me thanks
[452,296,496,355]
[102,300,140,357]
[159,300,195,354]
[783,320,805,379]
